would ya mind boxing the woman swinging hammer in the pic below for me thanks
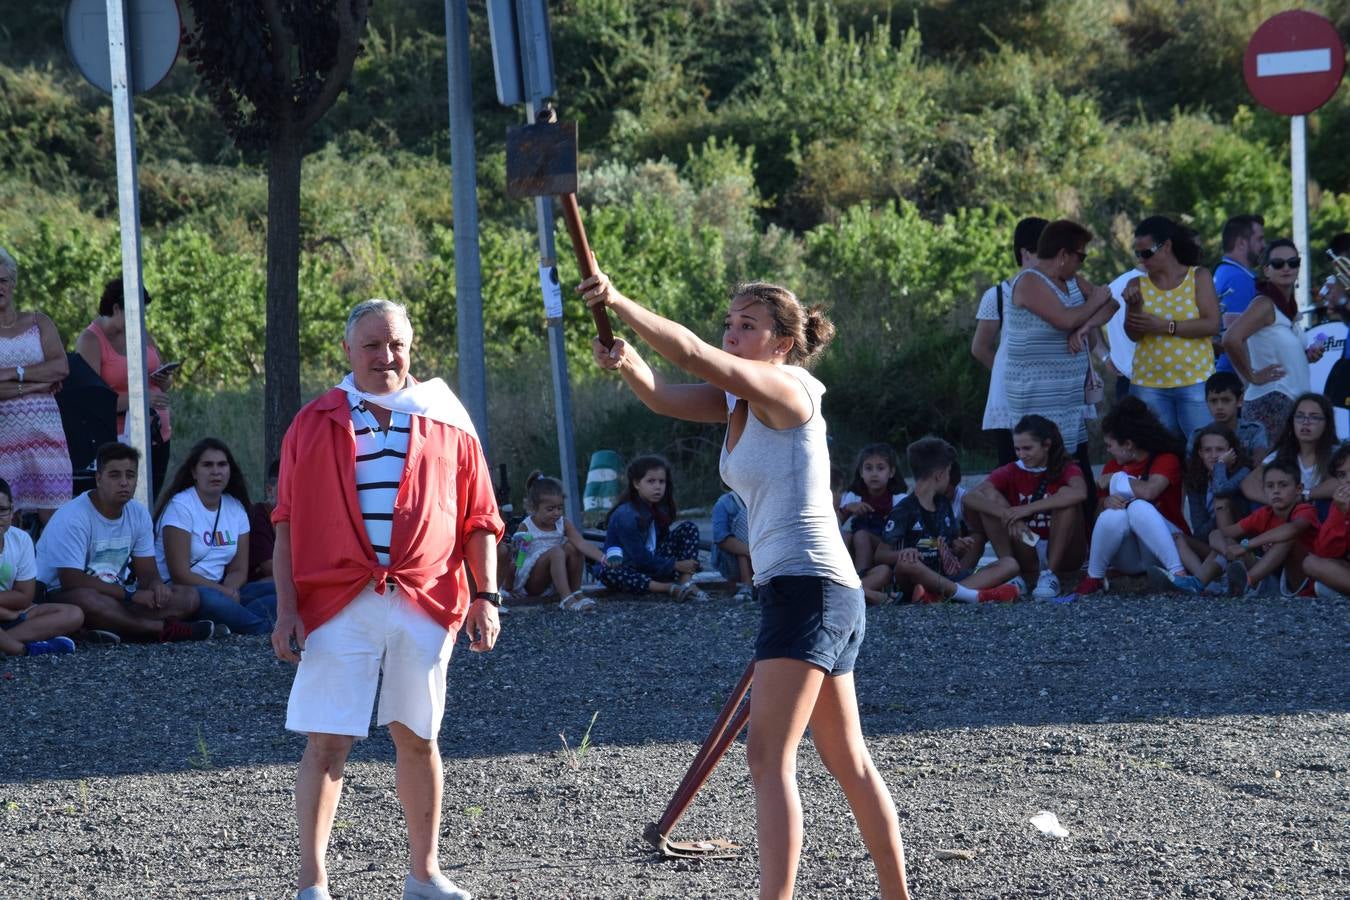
[583,271,911,900]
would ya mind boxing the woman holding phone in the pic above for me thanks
[583,273,910,900]
[76,277,175,496]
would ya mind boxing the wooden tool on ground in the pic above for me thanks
[505,109,614,348]
[642,660,755,859]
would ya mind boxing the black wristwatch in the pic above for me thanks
[474,590,501,607]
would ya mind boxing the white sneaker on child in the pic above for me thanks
[1031,571,1059,600]
[1314,580,1348,601]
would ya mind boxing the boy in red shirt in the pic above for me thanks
[1207,459,1319,597]
[1301,445,1350,599]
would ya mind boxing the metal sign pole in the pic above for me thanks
[105,0,153,507]
[443,0,489,454]
[1291,114,1312,314]
[515,0,581,527]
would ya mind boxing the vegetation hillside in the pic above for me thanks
[4,0,1350,496]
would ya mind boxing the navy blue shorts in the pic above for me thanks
[754,575,865,676]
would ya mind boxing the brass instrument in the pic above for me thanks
[1327,248,1350,290]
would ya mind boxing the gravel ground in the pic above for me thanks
[1,587,1346,899]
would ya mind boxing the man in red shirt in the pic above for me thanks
[271,299,504,900]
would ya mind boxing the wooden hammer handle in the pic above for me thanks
[559,193,614,348]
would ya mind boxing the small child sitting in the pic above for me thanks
[1190,371,1268,461]
[0,478,83,656]
[710,488,752,601]
[1186,459,1319,597]
[837,443,907,574]
[1292,444,1350,599]
[862,437,1021,605]
[509,472,607,611]
[1171,424,1252,587]
[597,455,706,601]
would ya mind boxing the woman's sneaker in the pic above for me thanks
[1032,571,1060,601]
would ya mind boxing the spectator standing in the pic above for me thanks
[0,245,72,523]
[154,438,276,636]
[1124,216,1222,437]
[76,278,174,497]
[1223,239,1325,443]
[36,442,209,643]
[270,299,503,900]
[1213,214,1266,372]
[971,217,1049,464]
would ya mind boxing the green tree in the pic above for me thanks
[184,0,370,463]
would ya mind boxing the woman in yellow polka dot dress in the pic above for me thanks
[1123,216,1221,437]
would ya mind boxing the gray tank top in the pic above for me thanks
[718,366,859,587]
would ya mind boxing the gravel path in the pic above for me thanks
[1,589,1346,899]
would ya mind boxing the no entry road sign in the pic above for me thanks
[1244,10,1346,116]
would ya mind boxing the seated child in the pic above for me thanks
[862,437,1021,605]
[1195,458,1319,597]
[1303,444,1350,599]
[1241,392,1339,511]
[837,443,907,574]
[510,472,607,612]
[0,478,83,656]
[246,459,279,583]
[1170,424,1251,588]
[1076,397,1191,596]
[964,415,1088,600]
[710,488,753,601]
[597,455,707,601]
[1189,371,1268,460]
[946,457,987,571]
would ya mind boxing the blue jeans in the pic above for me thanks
[1130,382,1210,439]
[195,582,277,635]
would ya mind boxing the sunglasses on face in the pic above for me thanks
[1133,242,1164,260]
[1070,249,1088,262]
[1267,257,1301,270]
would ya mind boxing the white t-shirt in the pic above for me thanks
[36,493,155,591]
[1105,270,1141,380]
[0,527,37,591]
[1262,451,1322,493]
[977,279,1015,429]
[155,489,251,583]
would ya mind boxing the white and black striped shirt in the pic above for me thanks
[348,393,411,565]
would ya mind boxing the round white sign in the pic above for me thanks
[64,0,181,95]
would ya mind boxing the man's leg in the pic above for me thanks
[296,733,355,892]
[390,721,443,882]
[55,588,162,640]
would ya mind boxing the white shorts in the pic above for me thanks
[286,583,454,740]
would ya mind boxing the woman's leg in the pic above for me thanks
[195,585,270,635]
[1086,508,1130,579]
[1072,442,1098,528]
[809,673,910,899]
[1174,382,1213,441]
[1124,501,1184,572]
[1130,384,1181,436]
[747,658,827,900]
[1046,505,1086,574]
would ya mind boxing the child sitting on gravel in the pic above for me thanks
[862,437,1022,605]
[597,455,707,601]
[509,472,607,612]
[1304,444,1350,600]
[837,442,907,574]
[0,478,83,656]
[710,488,753,601]
[1197,458,1319,597]
[1168,425,1252,590]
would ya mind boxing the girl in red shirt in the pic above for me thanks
[1075,397,1189,596]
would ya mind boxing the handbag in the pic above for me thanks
[1084,364,1105,405]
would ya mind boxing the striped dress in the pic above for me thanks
[0,323,72,510]
[348,393,411,565]
[1002,269,1089,449]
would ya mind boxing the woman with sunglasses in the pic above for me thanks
[1221,239,1327,443]
[1122,216,1222,438]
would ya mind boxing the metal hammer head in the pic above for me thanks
[506,121,578,199]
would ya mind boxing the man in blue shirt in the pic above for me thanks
[1213,214,1265,373]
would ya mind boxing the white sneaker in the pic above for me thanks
[403,873,472,900]
[297,887,333,900]
[1032,571,1059,601]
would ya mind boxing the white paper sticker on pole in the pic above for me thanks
[540,264,563,318]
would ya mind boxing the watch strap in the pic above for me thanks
[474,590,501,607]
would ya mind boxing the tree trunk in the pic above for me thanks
[264,130,303,468]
